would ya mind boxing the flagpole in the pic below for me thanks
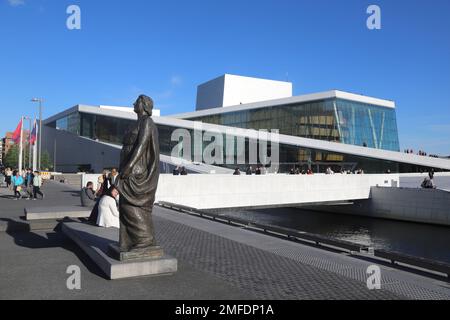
[33,119,38,172]
[18,117,24,175]
[28,117,32,169]
[23,133,26,171]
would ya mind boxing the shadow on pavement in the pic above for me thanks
[0,194,15,200]
[5,221,108,280]
[60,190,82,197]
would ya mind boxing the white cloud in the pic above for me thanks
[170,75,182,86]
[154,89,173,100]
[8,0,25,7]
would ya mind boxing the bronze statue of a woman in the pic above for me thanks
[117,95,160,254]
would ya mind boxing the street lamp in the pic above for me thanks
[31,98,43,171]
[23,116,33,169]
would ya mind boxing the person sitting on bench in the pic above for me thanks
[81,181,96,208]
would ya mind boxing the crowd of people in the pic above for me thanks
[287,167,364,175]
[231,165,365,176]
[80,168,121,229]
[0,167,44,200]
[404,149,440,158]
[172,166,188,176]
[288,168,314,175]
[233,165,267,176]
[231,164,438,190]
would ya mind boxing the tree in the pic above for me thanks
[3,145,20,169]
[3,144,53,171]
[41,151,54,171]
[5,144,35,169]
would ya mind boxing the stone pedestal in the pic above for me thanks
[108,244,164,261]
[62,222,177,280]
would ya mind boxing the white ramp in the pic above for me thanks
[155,174,399,210]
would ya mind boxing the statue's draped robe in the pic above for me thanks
[118,115,160,251]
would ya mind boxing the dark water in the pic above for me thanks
[209,207,450,264]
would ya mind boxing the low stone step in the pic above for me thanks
[0,218,61,233]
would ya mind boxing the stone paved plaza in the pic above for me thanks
[0,181,449,300]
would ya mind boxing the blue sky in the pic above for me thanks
[1,0,449,154]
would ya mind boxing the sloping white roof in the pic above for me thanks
[173,90,396,119]
[44,105,159,124]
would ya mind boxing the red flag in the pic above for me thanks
[12,119,23,144]
[30,120,37,145]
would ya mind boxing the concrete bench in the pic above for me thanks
[25,206,92,221]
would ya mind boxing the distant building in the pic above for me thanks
[1,131,31,165]
[1,132,14,161]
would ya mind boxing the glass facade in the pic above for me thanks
[48,112,135,146]
[45,109,443,174]
[159,123,437,174]
[187,98,400,152]
[80,113,135,145]
[53,112,80,135]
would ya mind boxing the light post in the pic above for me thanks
[23,116,32,169]
[31,98,43,171]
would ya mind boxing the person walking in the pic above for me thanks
[0,170,5,187]
[12,172,24,200]
[5,168,12,189]
[32,171,45,200]
[25,169,34,199]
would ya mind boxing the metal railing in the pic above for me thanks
[375,250,450,278]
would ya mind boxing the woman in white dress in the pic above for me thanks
[97,186,120,229]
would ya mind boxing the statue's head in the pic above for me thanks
[134,95,154,116]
